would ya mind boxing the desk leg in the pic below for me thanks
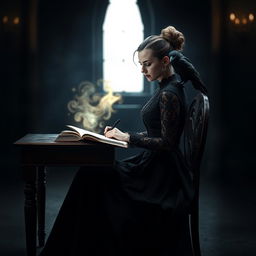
[23,166,37,256]
[37,166,46,247]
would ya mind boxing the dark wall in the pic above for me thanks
[1,0,28,168]
[36,0,101,133]
[216,0,256,183]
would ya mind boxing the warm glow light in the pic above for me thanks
[2,16,8,24]
[230,13,236,21]
[230,13,254,26]
[249,13,254,21]
[67,81,122,132]
[235,18,240,24]
[242,18,247,24]
[13,17,20,25]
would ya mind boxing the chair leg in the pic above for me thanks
[189,212,201,256]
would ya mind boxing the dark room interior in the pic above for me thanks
[1,0,256,255]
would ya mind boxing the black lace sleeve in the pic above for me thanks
[128,131,148,140]
[129,91,181,150]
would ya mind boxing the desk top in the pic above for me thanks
[14,134,106,147]
[14,134,115,166]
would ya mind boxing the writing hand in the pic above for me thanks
[104,126,130,142]
[104,119,120,134]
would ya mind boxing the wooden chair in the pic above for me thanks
[184,92,210,256]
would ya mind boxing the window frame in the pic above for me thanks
[92,0,156,97]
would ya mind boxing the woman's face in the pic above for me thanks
[138,49,170,82]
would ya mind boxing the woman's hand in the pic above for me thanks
[104,127,130,142]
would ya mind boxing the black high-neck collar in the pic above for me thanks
[158,74,177,89]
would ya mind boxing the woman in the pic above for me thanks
[40,26,206,256]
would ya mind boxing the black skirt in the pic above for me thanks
[40,163,188,256]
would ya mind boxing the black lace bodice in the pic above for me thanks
[129,75,186,151]
[118,74,193,210]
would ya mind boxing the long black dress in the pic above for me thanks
[40,74,194,256]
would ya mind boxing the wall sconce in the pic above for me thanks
[229,12,254,25]
[2,16,20,25]
[3,16,8,24]
[13,17,20,25]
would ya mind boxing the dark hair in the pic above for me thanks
[134,26,185,60]
[134,26,207,94]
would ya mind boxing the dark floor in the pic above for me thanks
[0,164,256,256]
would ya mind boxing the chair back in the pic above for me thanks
[184,92,210,198]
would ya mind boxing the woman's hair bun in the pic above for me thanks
[160,26,185,51]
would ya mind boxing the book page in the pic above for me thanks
[60,130,80,136]
[66,125,128,148]
[67,125,105,139]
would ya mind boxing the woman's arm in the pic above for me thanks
[105,91,181,151]
[129,91,181,150]
[129,131,148,139]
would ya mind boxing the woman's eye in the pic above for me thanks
[139,62,152,67]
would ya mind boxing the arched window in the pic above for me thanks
[103,0,144,93]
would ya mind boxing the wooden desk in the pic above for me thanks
[14,134,115,256]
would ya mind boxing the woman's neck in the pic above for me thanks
[157,66,174,82]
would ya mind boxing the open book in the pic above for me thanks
[55,125,128,148]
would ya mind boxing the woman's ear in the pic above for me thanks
[162,56,171,66]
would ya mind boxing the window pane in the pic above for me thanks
[103,0,144,92]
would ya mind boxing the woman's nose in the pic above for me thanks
[141,66,147,74]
